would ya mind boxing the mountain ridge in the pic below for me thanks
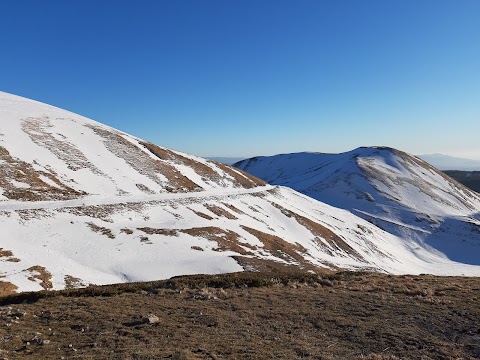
[235,147,480,265]
[1,92,479,294]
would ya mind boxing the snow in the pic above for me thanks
[235,147,480,267]
[1,92,479,294]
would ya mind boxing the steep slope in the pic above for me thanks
[1,93,479,294]
[235,148,480,265]
[0,92,265,201]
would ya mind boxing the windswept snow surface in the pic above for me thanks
[1,92,479,293]
[235,148,480,266]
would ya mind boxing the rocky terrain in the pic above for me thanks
[0,271,479,359]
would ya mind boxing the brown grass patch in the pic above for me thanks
[0,281,17,296]
[188,208,214,220]
[142,142,220,180]
[87,222,115,239]
[63,202,145,222]
[272,202,364,260]
[233,256,331,274]
[64,275,87,290]
[89,126,202,193]
[22,117,105,174]
[222,203,244,214]
[0,248,21,263]
[25,266,52,290]
[0,249,14,258]
[240,226,316,269]
[0,145,85,201]
[213,161,267,188]
[204,204,237,219]
[120,228,134,235]
[0,272,478,359]
[137,227,178,236]
[181,227,252,255]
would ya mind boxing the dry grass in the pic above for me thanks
[64,275,87,290]
[137,227,178,236]
[271,202,364,260]
[89,126,202,193]
[142,141,267,190]
[213,161,267,188]
[25,266,52,290]
[0,281,17,297]
[189,208,214,220]
[181,227,252,255]
[241,226,316,270]
[222,203,244,214]
[0,145,84,201]
[204,204,238,219]
[0,271,478,359]
[87,222,115,239]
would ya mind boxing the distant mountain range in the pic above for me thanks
[206,157,245,165]
[418,154,480,171]
[6,92,478,295]
[211,153,480,170]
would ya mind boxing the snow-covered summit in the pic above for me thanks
[235,147,480,265]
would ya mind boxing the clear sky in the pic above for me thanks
[1,0,479,159]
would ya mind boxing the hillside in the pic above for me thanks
[2,92,478,294]
[0,271,479,359]
[235,148,480,266]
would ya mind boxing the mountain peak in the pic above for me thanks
[235,149,480,266]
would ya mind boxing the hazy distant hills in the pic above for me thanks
[6,92,477,294]
[206,157,245,165]
[235,147,480,266]
[212,153,480,170]
[444,171,480,193]
[419,154,480,171]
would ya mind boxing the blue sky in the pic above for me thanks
[1,0,479,158]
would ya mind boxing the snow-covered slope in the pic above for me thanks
[235,148,480,265]
[1,93,479,294]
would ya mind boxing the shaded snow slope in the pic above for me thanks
[1,92,479,294]
[235,148,480,265]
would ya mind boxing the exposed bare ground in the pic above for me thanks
[24,266,52,290]
[0,248,20,263]
[88,126,202,193]
[64,275,87,290]
[240,226,316,270]
[0,145,84,201]
[271,202,364,260]
[0,271,478,359]
[87,222,115,239]
[182,227,253,255]
[213,161,267,189]
[189,208,214,220]
[0,281,17,297]
[204,204,238,219]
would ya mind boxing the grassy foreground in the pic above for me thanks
[0,271,479,359]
